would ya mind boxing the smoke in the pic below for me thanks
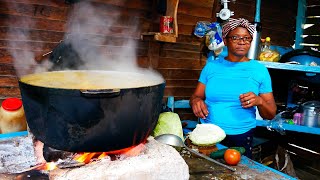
[63,1,137,71]
[8,1,163,80]
[5,2,48,77]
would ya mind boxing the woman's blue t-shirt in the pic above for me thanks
[199,57,272,135]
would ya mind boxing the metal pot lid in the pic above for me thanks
[302,101,320,109]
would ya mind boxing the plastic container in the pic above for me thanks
[258,37,280,62]
[293,113,302,125]
[0,98,27,134]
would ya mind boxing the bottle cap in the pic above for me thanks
[266,37,271,42]
[2,98,23,111]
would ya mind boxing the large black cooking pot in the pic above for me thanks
[19,70,165,152]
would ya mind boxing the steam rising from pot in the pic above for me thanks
[5,2,43,77]
[7,1,163,81]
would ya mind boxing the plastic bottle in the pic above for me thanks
[293,113,302,125]
[0,98,27,134]
[261,37,271,52]
[258,37,280,62]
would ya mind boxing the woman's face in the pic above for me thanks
[223,27,252,57]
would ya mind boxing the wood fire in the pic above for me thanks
[33,142,147,171]
[74,143,146,164]
[0,136,189,179]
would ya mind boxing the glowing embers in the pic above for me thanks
[31,143,146,171]
[74,152,107,164]
[30,162,57,171]
[75,143,145,164]
[25,161,58,171]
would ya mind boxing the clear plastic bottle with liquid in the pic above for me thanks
[258,37,280,62]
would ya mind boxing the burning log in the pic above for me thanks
[43,146,74,162]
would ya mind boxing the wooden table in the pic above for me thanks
[183,144,297,180]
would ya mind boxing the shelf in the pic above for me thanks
[256,119,320,135]
[141,32,177,43]
[141,0,179,43]
[0,131,28,139]
[258,61,320,74]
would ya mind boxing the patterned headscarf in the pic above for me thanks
[222,18,255,38]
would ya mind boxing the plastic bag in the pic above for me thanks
[207,24,224,55]
[194,21,212,38]
[194,21,224,56]
[266,111,286,135]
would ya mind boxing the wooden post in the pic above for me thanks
[166,0,179,38]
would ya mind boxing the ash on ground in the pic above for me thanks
[0,135,36,173]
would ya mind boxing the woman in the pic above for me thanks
[189,18,277,158]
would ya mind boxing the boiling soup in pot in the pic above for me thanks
[20,70,164,89]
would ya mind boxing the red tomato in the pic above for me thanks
[224,149,241,165]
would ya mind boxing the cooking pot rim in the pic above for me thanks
[19,70,163,78]
[18,70,165,90]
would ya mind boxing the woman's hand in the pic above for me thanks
[190,97,209,119]
[239,92,262,108]
[190,82,208,119]
[240,92,277,120]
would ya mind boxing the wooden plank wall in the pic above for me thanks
[157,0,217,101]
[0,0,153,102]
[148,0,217,120]
[304,0,320,49]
